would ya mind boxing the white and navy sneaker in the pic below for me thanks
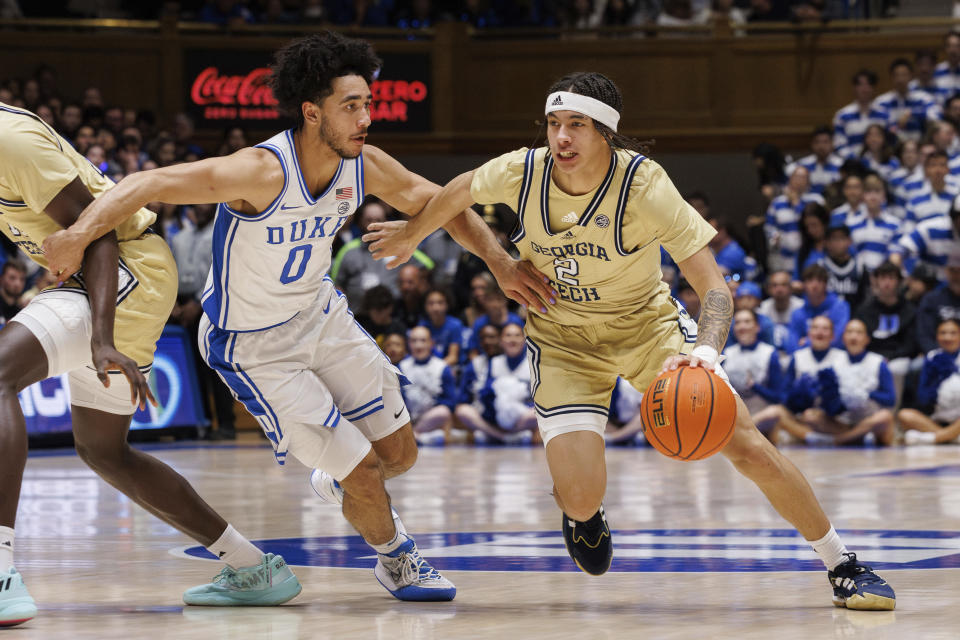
[375,537,456,602]
[310,469,407,534]
[828,553,895,610]
[0,568,36,627]
[309,469,345,504]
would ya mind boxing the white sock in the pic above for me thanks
[206,524,263,569]
[369,525,409,556]
[0,527,13,573]
[913,431,937,444]
[809,525,849,571]
[805,432,834,445]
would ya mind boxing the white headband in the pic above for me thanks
[545,91,620,132]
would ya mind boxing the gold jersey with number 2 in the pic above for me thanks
[0,103,176,367]
[470,146,716,326]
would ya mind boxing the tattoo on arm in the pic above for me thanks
[694,288,733,352]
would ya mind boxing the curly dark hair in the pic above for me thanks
[269,32,382,128]
[536,71,650,154]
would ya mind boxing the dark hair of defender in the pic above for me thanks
[534,71,651,155]
[269,32,382,129]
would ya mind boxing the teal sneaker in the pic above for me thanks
[183,553,302,606]
[0,568,37,627]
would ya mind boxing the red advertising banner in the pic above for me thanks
[183,49,431,132]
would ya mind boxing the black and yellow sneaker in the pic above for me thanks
[561,504,612,575]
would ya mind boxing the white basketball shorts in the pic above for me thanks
[199,278,410,480]
[12,290,145,415]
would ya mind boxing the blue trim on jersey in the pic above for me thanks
[525,337,542,399]
[576,152,618,227]
[220,215,241,327]
[356,152,364,210]
[217,143,288,222]
[0,196,27,208]
[204,327,284,456]
[286,129,344,204]
[539,152,555,236]
[510,149,536,243]
[228,332,284,443]
[343,396,384,418]
[535,402,609,418]
[613,154,647,256]
[0,105,62,150]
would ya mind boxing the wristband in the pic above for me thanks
[690,345,719,366]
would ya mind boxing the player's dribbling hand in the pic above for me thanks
[92,343,158,411]
[363,220,417,269]
[42,229,85,285]
[660,353,717,374]
[490,259,557,314]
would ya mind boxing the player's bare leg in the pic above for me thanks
[722,395,830,539]
[0,324,50,626]
[545,430,612,575]
[371,424,418,479]
[721,395,894,610]
[0,324,49,531]
[339,447,456,601]
[71,406,229,545]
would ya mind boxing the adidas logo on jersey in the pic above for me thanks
[561,212,578,223]
[551,96,563,106]
[561,231,575,239]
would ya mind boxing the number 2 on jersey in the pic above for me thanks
[553,257,579,286]
[280,244,313,284]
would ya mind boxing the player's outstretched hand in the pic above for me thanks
[42,229,85,285]
[92,342,158,411]
[363,220,417,269]
[490,259,557,314]
[660,353,717,373]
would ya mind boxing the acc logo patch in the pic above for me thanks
[595,214,610,228]
[337,201,351,215]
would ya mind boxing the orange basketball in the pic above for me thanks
[641,365,737,461]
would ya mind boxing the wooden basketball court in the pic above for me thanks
[13,439,959,639]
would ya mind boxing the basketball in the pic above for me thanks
[641,365,738,461]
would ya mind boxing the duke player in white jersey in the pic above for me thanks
[44,32,553,602]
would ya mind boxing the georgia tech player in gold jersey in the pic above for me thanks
[362,72,895,611]
[0,104,302,625]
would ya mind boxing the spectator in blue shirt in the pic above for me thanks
[796,202,829,280]
[467,283,523,357]
[788,125,843,194]
[723,309,787,442]
[914,254,960,354]
[790,264,851,348]
[726,282,775,347]
[873,57,941,143]
[419,287,464,367]
[859,125,900,182]
[399,326,457,445]
[708,216,757,282]
[900,318,960,444]
[832,68,885,159]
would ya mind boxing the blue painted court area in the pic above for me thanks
[180,528,960,572]
[851,464,960,478]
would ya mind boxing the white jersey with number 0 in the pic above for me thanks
[201,129,364,332]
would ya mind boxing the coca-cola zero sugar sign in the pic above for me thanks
[184,50,431,132]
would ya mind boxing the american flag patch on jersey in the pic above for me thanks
[336,187,353,200]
